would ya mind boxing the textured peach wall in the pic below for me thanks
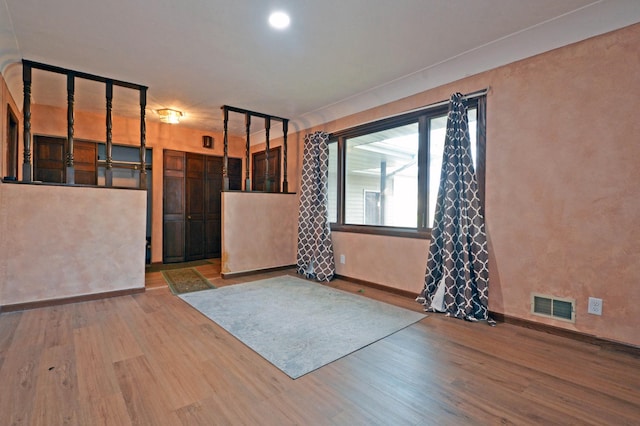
[286,24,640,346]
[332,232,429,294]
[484,24,640,346]
[221,192,297,274]
[0,183,146,305]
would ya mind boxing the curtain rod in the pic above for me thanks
[390,87,491,118]
[330,87,490,137]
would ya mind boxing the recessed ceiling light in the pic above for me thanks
[269,11,290,30]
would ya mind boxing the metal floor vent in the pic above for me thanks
[531,293,575,323]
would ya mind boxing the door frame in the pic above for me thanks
[5,105,19,179]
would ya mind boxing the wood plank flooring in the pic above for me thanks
[1,262,638,425]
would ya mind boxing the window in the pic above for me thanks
[328,97,484,237]
[345,122,419,227]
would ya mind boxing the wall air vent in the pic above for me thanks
[531,293,575,323]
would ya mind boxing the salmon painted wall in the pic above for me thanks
[484,24,640,346]
[28,104,248,263]
[221,192,297,274]
[286,24,640,347]
[0,183,146,305]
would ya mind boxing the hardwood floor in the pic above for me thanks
[1,263,638,425]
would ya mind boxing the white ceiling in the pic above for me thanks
[1,0,639,138]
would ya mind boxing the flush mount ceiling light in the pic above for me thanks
[157,108,183,124]
[269,11,290,30]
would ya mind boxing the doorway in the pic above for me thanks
[5,106,18,179]
[163,150,242,263]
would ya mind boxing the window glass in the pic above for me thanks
[344,122,419,227]
[327,141,338,223]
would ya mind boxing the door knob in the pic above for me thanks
[187,215,192,220]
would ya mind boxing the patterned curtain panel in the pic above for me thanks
[296,131,335,281]
[417,93,493,323]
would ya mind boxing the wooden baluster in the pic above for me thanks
[245,112,251,191]
[139,87,147,190]
[22,62,32,182]
[282,119,289,193]
[222,107,229,191]
[105,80,113,187]
[66,73,75,184]
[264,117,271,192]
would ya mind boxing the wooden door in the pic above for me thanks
[185,153,206,261]
[74,142,97,185]
[228,157,243,191]
[163,150,186,263]
[205,156,223,258]
[34,136,65,183]
[34,136,96,184]
[252,147,280,192]
[163,151,243,263]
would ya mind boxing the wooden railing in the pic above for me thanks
[21,60,148,189]
[221,105,289,192]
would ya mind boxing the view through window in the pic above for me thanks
[327,101,481,235]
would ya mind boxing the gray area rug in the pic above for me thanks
[179,275,426,378]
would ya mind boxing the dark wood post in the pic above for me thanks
[22,62,32,182]
[66,73,75,184]
[282,119,289,193]
[222,107,229,191]
[139,87,147,190]
[244,112,251,191]
[264,117,271,192]
[105,80,113,187]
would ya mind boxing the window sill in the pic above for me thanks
[330,224,431,239]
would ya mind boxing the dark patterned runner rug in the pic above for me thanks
[161,268,216,294]
[146,259,214,273]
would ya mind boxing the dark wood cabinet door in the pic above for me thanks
[163,150,186,263]
[34,136,97,184]
[252,147,280,192]
[34,136,65,183]
[74,141,97,185]
[228,157,243,191]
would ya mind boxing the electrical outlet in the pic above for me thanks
[339,254,346,264]
[587,297,603,315]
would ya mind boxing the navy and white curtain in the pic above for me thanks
[296,131,335,281]
[417,93,493,323]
